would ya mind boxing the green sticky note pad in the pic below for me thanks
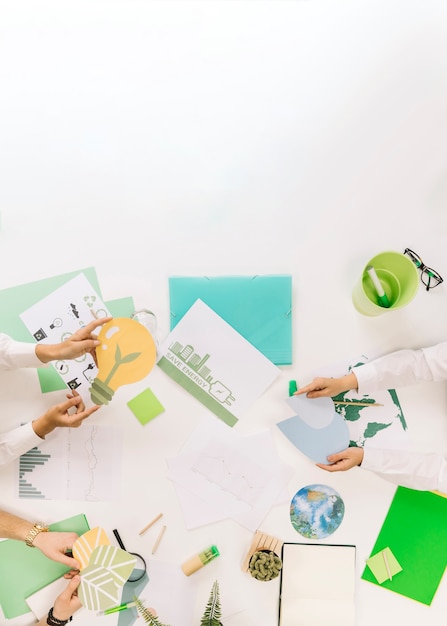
[366,547,402,584]
[0,513,89,619]
[127,388,165,425]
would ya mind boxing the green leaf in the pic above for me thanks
[200,580,222,626]
[133,596,171,626]
[119,351,142,364]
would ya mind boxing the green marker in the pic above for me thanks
[289,380,298,396]
[366,265,391,308]
[97,599,139,615]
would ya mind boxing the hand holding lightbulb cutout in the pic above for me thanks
[89,318,157,405]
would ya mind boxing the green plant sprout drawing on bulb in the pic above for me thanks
[200,580,223,626]
[89,318,157,405]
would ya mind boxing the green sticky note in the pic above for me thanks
[366,547,402,584]
[0,514,89,619]
[127,387,165,425]
[362,487,447,605]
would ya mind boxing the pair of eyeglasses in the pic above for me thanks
[404,248,444,291]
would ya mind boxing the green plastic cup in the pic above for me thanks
[352,251,419,316]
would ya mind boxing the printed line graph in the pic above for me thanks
[17,425,122,501]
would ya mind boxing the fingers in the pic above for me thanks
[293,378,330,398]
[66,404,100,427]
[77,317,113,337]
[63,574,81,596]
[57,552,81,569]
[60,395,83,413]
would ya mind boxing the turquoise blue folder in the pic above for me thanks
[169,275,293,365]
[0,513,89,618]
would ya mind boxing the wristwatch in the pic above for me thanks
[25,523,49,547]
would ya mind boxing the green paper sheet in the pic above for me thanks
[362,487,447,605]
[0,513,89,618]
[366,547,402,584]
[169,275,293,365]
[127,387,165,425]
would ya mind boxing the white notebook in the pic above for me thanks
[278,543,356,626]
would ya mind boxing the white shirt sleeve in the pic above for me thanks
[354,342,447,394]
[0,333,43,370]
[0,423,43,466]
[361,447,447,494]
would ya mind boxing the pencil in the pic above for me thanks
[333,401,383,407]
[382,549,392,581]
[151,525,166,555]
[139,513,163,536]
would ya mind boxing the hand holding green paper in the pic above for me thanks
[71,527,137,612]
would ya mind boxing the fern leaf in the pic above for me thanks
[200,580,222,625]
[133,596,171,626]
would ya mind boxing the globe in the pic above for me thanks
[290,483,345,539]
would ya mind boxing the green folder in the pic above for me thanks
[0,513,89,618]
[169,275,293,365]
[362,487,447,605]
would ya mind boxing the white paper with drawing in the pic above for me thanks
[167,417,292,530]
[19,273,111,401]
[157,299,280,426]
[17,424,122,500]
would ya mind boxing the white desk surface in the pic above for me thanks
[1,1,447,625]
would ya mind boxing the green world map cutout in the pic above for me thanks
[332,358,407,448]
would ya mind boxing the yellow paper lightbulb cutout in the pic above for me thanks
[89,317,156,405]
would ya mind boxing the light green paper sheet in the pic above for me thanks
[169,275,293,365]
[361,487,447,605]
[366,547,402,584]
[0,514,89,619]
[127,387,165,425]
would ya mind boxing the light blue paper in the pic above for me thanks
[169,275,292,365]
[277,396,350,464]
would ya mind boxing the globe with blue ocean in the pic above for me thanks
[290,484,345,539]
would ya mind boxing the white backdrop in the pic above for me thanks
[1,1,447,625]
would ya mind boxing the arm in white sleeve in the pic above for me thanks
[361,447,447,494]
[354,342,447,394]
[0,333,42,370]
[0,423,43,466]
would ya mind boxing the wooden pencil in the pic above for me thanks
[333,400,383,407]
[139,512,163,535]
[151,525,167,555]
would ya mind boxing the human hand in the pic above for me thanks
[32,391,100,438]
[294,372,358,398]
[316,446,364,472]
[33,531,80,569]
[36,317,113,363]
[51,575,82,621]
